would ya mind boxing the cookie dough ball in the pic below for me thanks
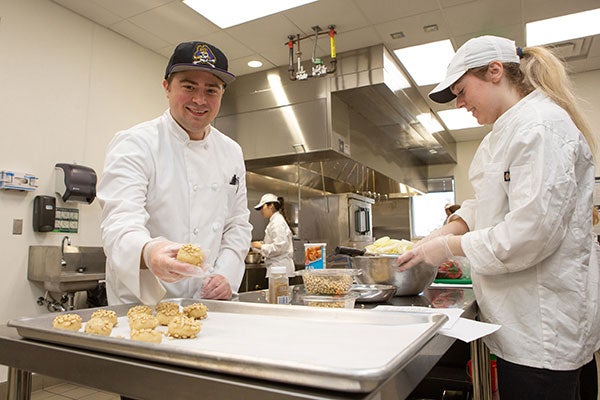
[91,309,118,327]
[130,328,162,344]
[129,313,159,330]
[53,314,82,331]
[156,307,182,326]
[183,303,208,320]
[155,301,179,314]
[176,244,204,266]
[84,317,113,336]
[127,305,153,319]
[167,315,202,339]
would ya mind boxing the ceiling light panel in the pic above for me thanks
[526,8,600,46]
[183,0,318,29]
[393,40,455,86]
[438,109,482,130]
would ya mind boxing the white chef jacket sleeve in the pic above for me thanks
[261,216,291,258]
[451,198,477,230]
[211,152,252,292]
[97,132,166,304]
[462,122,580,275]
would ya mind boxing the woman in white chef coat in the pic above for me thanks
[397,35,600,400]
[250,194,295,277]
[97,41,252,306]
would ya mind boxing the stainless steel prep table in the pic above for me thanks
[0,286,489,400]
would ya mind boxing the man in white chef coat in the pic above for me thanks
[97,41,252,305]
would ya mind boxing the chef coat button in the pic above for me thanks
[193,184,198,191]
[211,183,218,191]
[193,228,199,235]
[212,224,219,232]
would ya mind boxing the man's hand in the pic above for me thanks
[397,235,454,271]
[199,274,233,299]
[142,240,202,283]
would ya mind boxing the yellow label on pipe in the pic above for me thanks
[330,36,336,59]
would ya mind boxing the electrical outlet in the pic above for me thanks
[12,219,23,235]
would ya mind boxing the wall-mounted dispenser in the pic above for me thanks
[33,195,56,232]
[55,163,97,204]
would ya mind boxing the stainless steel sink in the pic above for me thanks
[28,245,106,293]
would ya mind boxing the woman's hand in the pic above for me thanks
[250,241,262,250]
[397,235,454,271]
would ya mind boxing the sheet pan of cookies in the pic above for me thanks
[8,298,446,393]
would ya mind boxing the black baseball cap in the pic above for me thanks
[164,41,235,84]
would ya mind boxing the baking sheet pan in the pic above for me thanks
[8,299,447,393]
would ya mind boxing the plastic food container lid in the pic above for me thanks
[295,268,361,276]
[270,266,287,274]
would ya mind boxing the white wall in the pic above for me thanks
[572,69,600,176]
[0,0,168,381]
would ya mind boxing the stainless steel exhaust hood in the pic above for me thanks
[215,44,456,195]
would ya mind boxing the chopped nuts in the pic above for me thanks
[167,315,202,339]
[183,303,208,320]
[302,273,354,295]
[127,305,153,318]
[91,309,118,327]
[52,313,82,331]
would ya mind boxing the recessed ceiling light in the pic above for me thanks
[390,31,405,39]
[247,60,263,68]
[393,40,455,86]
[183,0,318,29]
[437,109,482,130]
[423,24,438,33]
[526,8,600,46]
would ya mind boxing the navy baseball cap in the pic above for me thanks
[164,41,235,84]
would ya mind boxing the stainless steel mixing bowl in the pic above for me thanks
[349,255,438,296]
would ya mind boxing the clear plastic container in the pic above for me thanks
[296,268,360,295]
[302,292,359,309]
[268,266,290,304]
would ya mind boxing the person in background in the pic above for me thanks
[396,35,600,399]
[250,194,295,278]
[444,203,461,225]
[97,41,252,307]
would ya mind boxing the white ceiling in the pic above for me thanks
[52,0,600,142]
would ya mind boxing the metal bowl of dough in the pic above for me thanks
[244,251,262,264]
[349,284,396,303]
[349,255,437,296]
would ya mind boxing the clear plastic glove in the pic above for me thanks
[415,227,444,247]
[142,240,203,283]
[198,274,232,300]
[397,235,454,271]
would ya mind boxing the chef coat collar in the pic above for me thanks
[492,89,543,132]
[164,109,212,143]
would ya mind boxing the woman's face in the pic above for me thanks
[260,203,275,219]
[450,63,506,125]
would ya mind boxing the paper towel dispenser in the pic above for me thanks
[55,163,97,204]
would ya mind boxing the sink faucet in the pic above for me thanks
[61,236,71,267]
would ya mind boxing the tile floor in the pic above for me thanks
[32,382,119,400]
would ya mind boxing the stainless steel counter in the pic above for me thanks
[0,286,490,400]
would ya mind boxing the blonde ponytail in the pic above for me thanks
[520,46,597,154]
